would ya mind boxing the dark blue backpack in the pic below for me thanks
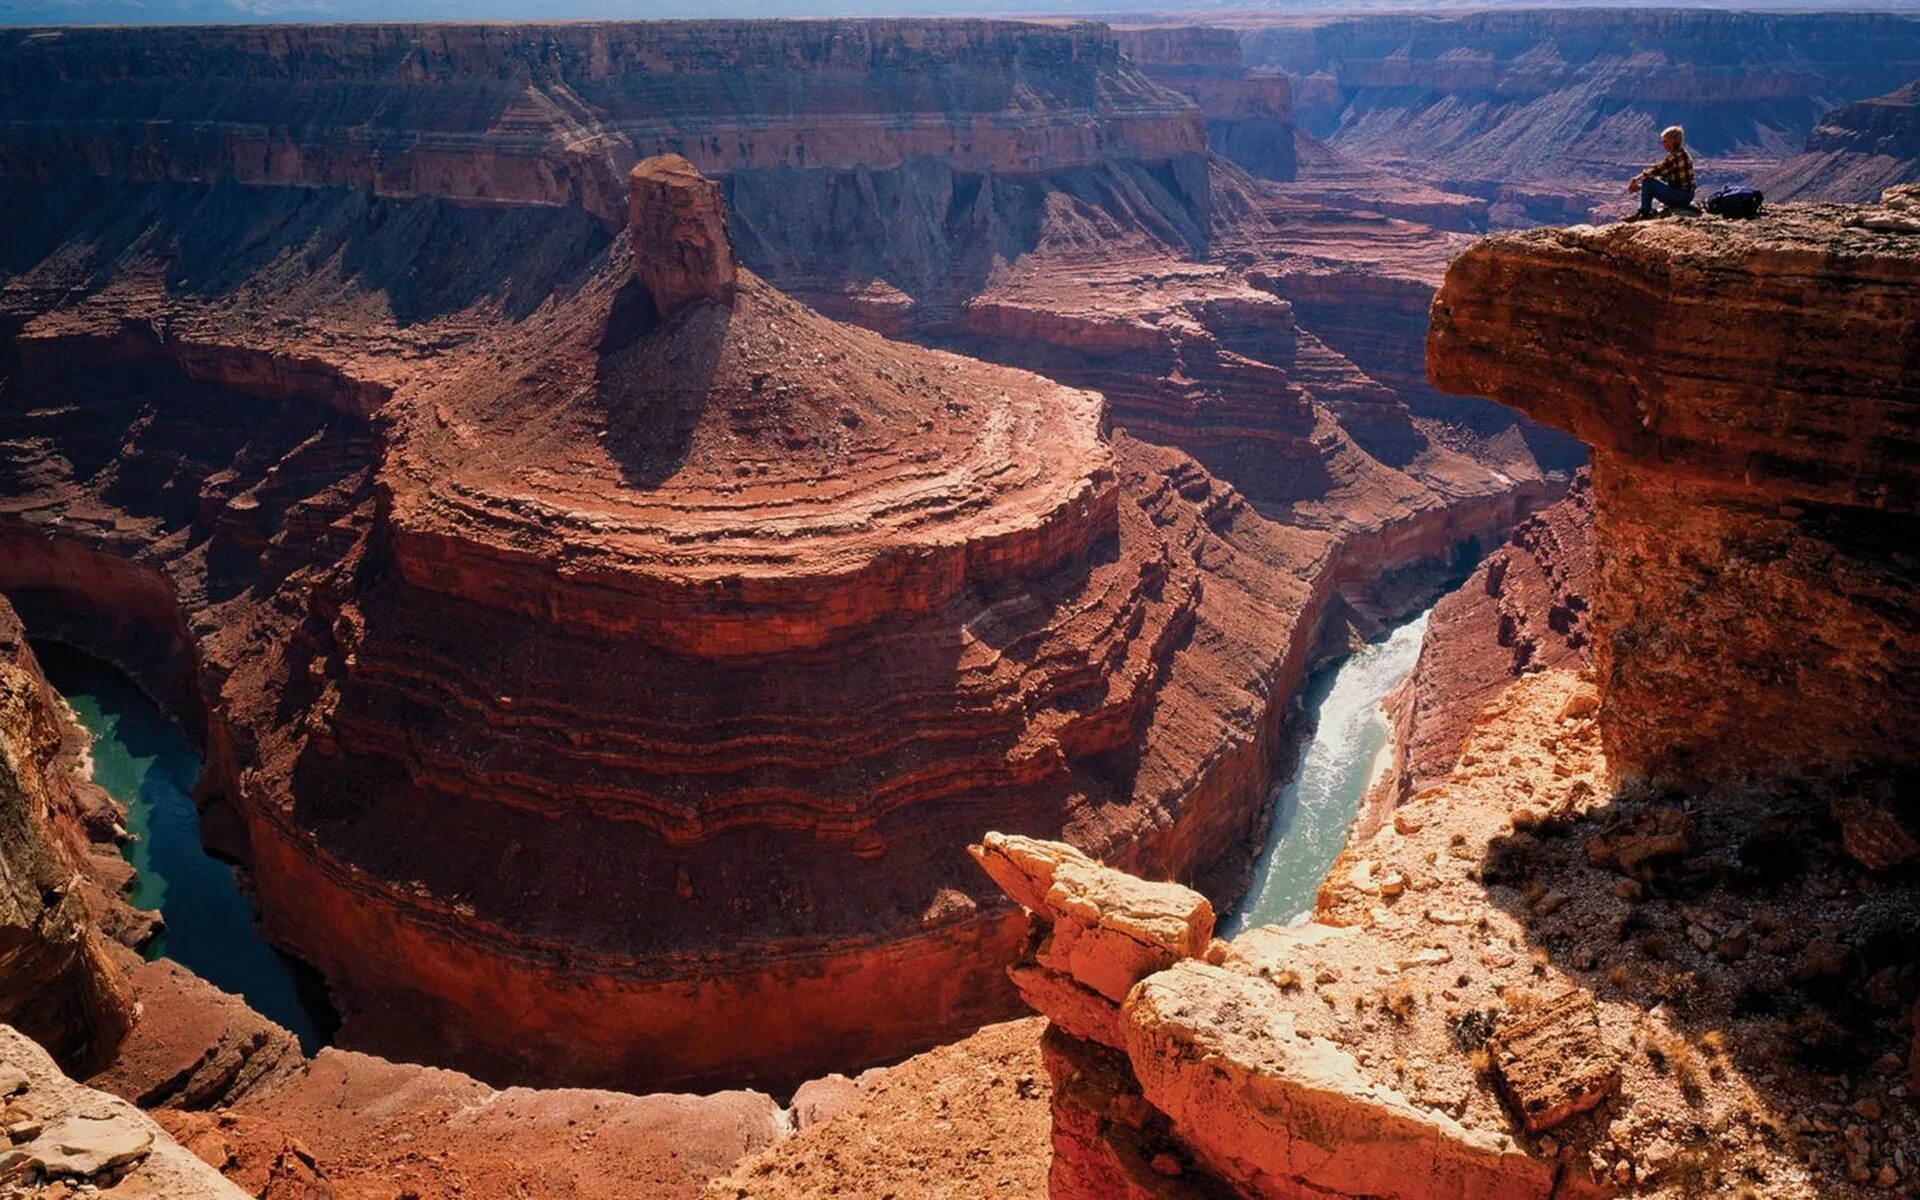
[1706,187,1764,219]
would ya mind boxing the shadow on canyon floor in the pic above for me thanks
[1477,775,1920,1157]
[0,177,614,328]
[595,279,725,490]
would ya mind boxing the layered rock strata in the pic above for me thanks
[0,20,1207,311]
[0,1024,249,1198]
[1762,79,1920,204]
[942,245,1548,529]
[1115,26,1297,181]
[1114,24,1489,231]
[0,598,136,1076]
[963,194,1920,1200]
[0,17,1561,576]
[0,18,1561,1094]
[0,17,1568,544]
[0,148,1404,1093]
[1428,193,1920,792]
[1383,477,1594,809]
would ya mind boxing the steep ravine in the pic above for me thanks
[927,191,1920,1200]
[1,126,1557,1102]
[0,396,1549,1094]
[1229,605,1432,935]
[0,18,1565,1100]
[34,643,336,1053]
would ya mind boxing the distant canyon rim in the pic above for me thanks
[0,8,1915,1200]
[0,16,1569,1095]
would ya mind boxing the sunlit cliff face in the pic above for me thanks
[1429,199,1920,792]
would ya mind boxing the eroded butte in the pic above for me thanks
[0,144,1373,1094]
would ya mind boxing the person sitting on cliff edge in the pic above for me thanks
[1625,125,1698,221]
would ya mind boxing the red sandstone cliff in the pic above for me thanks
[0,19,1204,312]
[1115,23,1490,232]
[1385,477,1594,806]
[1761,79,1920,203]
[0,597,137,1076]
[0,18,1559,532]
[0,19,1563,1096]
[1115,26,1297,181]
[933,194,1920,1200]
[1428,192,1920,792]
[0,145,1429,1094]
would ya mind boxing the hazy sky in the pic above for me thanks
[6,0,1917,28]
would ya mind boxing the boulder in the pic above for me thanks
[1830,794,1919,872]
[1585,809,1693,876]
[0,1024,247,1197]
[971,834,1215,1017]
[1487,989,1619,1133]
[25,1114,154,1178]
[1123,962,1558,1200]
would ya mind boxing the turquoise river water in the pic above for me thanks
[30,603,1428,1046]
[35,642,335,1053]
[1229,607,1433,934]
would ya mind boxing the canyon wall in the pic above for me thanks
[0,17,1556,514]
[1429,191,1920,792]
[1115,21,1493,232]
[0,20,1206,316]
[949,190,1920,1200]
[1385,477,1593,807]
[1244,10,1920,225]
[0,599,136,1076]
[1762,79,1920,203]
[1115,25,1297,181]
[0,19,1562,1094]
[0,147,1488,1093]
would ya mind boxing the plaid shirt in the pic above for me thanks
[1640,147,1695,193]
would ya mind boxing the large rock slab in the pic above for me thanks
[972,833,1215,1005]
[1487,989,1619,1134]
[1124,962,1559,1200]
[0,1024,248,1197]
[1429,199,1920,789]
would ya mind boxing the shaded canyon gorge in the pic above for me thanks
[0,10,1915,1200]
[0,16,1571,1099]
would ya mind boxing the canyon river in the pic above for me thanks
[34,642,335,1053]
[1229,608,1432,935]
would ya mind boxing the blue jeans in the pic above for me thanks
[1640,177,1694,214]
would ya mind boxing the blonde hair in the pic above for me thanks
[1662,125,1685,145]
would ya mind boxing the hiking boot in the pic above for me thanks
[1623,211,1656,223]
